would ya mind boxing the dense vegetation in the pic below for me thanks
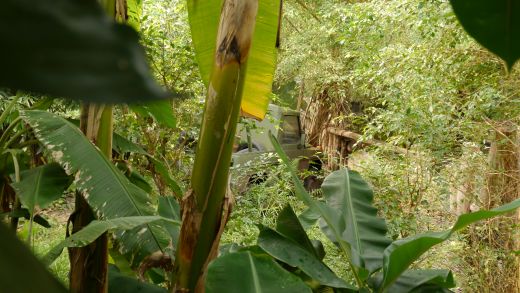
[0,0,519,292]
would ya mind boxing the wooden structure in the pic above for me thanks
[321,127,410,170]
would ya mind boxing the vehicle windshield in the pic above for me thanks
[281,115,300,144]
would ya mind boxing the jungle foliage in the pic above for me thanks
[0,0,519,293]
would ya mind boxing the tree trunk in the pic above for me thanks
[173,1,258,291]
[68,103,113,293]
[67,0,119,290]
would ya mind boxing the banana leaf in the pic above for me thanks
[187,0,281,119]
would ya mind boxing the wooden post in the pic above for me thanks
[482,122,519,293]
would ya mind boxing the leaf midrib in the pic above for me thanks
[30,167,44,214]
[344,169,362,256]
[60,119,164,253]
[248,252,263,293]
[27,111,163,254]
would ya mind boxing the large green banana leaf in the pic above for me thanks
[380,198,520,290]
[11,163,71,216]
[258,226,354,289]
[450,0,520,69]
[320,169,392,275]
[206,250,312,293]
[0,0,169,103]
[187,0,280,120]
[369,269,455,293]
[22,110,171,267]
[270,134,387,285]
[43,216,179,266]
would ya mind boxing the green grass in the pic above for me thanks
[18,217,70,286]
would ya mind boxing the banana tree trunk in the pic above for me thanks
[68,1,120,290]
[174,1,258,291]
[69,103,113,293]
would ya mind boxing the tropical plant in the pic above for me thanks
[173,0,281,291]
[1,0,519,293]
[204,136,520,292]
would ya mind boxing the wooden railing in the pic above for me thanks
[323,127,410,170]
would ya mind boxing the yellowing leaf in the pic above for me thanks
[187,0,280,120]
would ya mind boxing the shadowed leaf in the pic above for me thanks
[206,251,312,293]
[450,0,520,69]
[11,163,70,214]
[0,223,67,293]
[0,0,169,103]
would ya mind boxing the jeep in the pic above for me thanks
[231,104,322,191]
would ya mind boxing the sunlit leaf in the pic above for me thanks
[187,0,280,119]
[370,269,455,293]
[320,169,392,274]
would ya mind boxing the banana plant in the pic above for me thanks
[22,111,176,267]
[0,96,61,233]
[10,163,71,244]
[173,0,281,291]
[204,135,520,292]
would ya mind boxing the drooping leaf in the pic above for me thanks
[206,251,312,293]
[275,205,318,258]
[3,208,51,228]
[130,100,177,128]
[11,163,71,215]
[157,196,181,247]
[43,216,179,266]
[116,161,153,193]
[108,264,167,293]
[127,170,153,194]
[320,169,392,274]
[258,226,354,290]
[187,0,280,119]
[0,223,67,293]
[298,207,321,230]
[381,198,520,290]
[22,110,171,267]
[113,132,184,197]
[0,0,169,103]
[149,157,184,198]
[270,133,378,283]
[450,0,520,69]
[370,269,455,293]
